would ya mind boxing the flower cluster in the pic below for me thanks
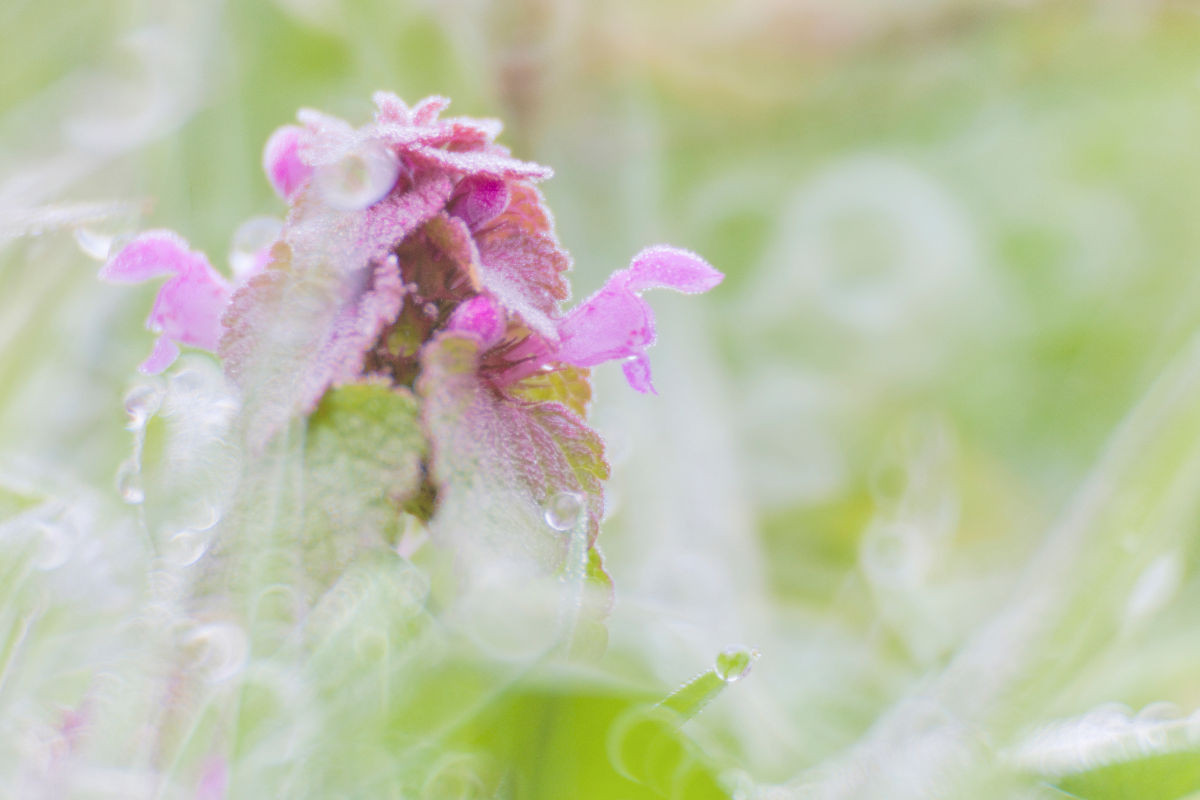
[101,92,721,584]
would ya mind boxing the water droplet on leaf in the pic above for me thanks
[543,491,584,531]
[714,646,759,683]
[185,622,248,683]
[314,140,400,211]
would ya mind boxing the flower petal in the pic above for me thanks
[448,175,510,230]
[146,266,231,352]
[553,283,655,367]
[625,245,724,294]
[100,230,204,283]
[262,125,312,201]
[621,353,656,395]
[139,335,180,375]
[447,294,505,349]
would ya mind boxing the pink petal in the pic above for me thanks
[447,175,509,230]
[625,245,724,294]
[447,294,505,348]
[621,353,656,395]
[146,265,231,352]
[262,125,312,200]
[139,335,180,374]
[553,283,655,367]
[100,230,204,283]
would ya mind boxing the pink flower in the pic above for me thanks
[501,246,723,394]
[262,125,311,201]
[99,231,232,374]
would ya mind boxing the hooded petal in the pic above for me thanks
[100,230,209,283]
[625,245,724,294]
[262,125,312,201]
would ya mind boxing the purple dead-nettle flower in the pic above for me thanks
[101,92,721,586]
[100,231,236,374]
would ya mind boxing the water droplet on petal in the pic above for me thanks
[162,529,212,567]
[314,140,400,211]
[544,491,584,531]
[116,459,144,504]
[123,382,164,431]
[714,646,760,683]
[228,216,283,279]
[186,622,248,683]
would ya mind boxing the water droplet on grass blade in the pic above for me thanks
[34,521,73,570]
[315,140,400,210]
[186,622,248,683]
[123,381,163,431]
[162,529,212,567]
[544,491,584,531]
[74,227,115,260]
[715,646,760,683]
[116,459,144,504]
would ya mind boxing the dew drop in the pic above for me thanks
[185,623,248,683]
[162,529,212,567]
[74,227,115,260]
[714,646,760,683]
[228,216,283,278]
[421,754,489,800]
[423,302,439,319]
[123,382,164,431]
[543,491,584,531]
[314,140,400,211]
[33,521,73,571]
[116,459,144,504]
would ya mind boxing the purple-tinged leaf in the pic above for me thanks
[220,243,406,450]
[417,332,609,584]
[473,182,571,340]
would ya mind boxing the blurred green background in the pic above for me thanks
[7,0,1200,797]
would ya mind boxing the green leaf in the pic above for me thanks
[301,380,427,563]
[1055,752,1200,800]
